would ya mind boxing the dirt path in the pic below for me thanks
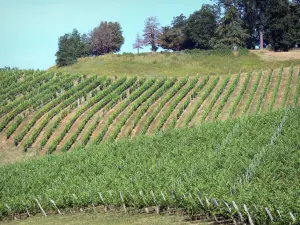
[0,133,36,165]
[273,67,291,110]
[18,109,57,149]
[232,72,258,118]
[116,109,138,140]
[55,106,97,152]
[190,76,224,126]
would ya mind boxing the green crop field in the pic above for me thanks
[0,66,299,161]
[0,63,300,224]
[1,106,300,224]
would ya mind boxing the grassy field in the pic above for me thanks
[1,107,299,224]
[0,66,299,165]
[49,51,300,77]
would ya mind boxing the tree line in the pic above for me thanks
[56,0,300,67]
[55,22,124,67]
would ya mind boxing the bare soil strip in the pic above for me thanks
[190,76,225,126]
[261,69,279,112]
[41,108,81,153]
[31,112,62,150]
[206,75,236,121]
[146,81,190,135]
[273,67,291,110]
[286,67,299,106]
[163,78,203,130]
[117,82,170,140]
[102,99,138,141]
[131,95,163,137]
[247,70,270,115]
[232,72,258,118]
[73,108,106,148]
[175,78,213,128]
[89,101,124,144]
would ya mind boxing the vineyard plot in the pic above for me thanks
[0,68,298,155]
[1,108,300,224]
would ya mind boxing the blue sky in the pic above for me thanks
[0,0,211,69]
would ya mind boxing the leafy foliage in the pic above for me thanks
[184,5,217,50]
[214,7,249,48]
[265,0,294,51]
[158,14,187,51]
[143,17,161,52]
[89,21,124,55]
[55,29,88,67]
[158,26,185,51]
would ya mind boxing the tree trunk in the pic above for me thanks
[260,30,264,50]
[292,0,296,6]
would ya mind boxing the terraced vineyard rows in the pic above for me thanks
[0,67,299,155]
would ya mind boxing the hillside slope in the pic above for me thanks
[49,51,300,77]
[0,66,299,163]
[1,107,300,224]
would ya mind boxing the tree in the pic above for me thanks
[215,6,249,48]
[171,14,187,28]
[89,21,124,55]
[184,5,217,49]
[158,14,187,51]
[132,33,144,54]
[289,3,300,47]
[264,0,294,51]
[158,26,185,51]
[55,29,88,67]
[143,17,161,52]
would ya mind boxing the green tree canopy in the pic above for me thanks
[89,21,124,55]
[55,29,88,67]
[289,4,300,47]
[265,0,295,51]
[158,26,185,51]
[184,4,217,50]
[158,14,187,51]
[215,6,249,48]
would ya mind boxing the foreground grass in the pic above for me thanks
[49,51,300,77]
[1,212,205,225]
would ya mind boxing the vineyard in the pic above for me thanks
[0,107,299,224]
[0,67,299,156]
[0,67,300,224]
